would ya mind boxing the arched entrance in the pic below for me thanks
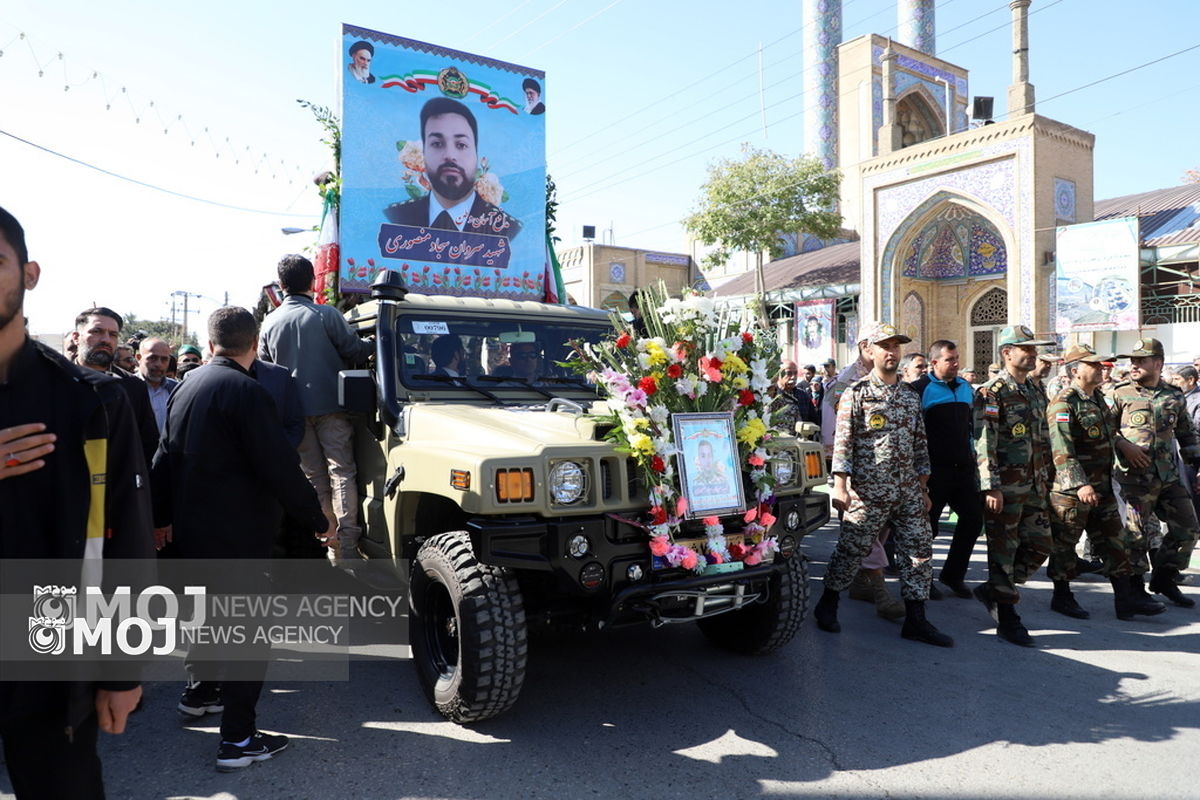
[968,287,1008,374]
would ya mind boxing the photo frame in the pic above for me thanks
[672,411,746,519]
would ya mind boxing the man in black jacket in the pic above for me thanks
[910,339,985,598]
[152,306,326,771]
[70,307,160,469]
[0,206,155,799]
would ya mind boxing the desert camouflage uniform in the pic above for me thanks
[1046,384,1133,580]
[825,371,932,600]
[1111,380,1200,572]
[975,371,1053,603]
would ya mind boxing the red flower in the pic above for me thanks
[650,456,665,473]
[649,536,670,557]
[639,376,658,395]
[666,363,682,379]
[729,543,748,561]
[699,356,723,382]
[742,332,753,344]
[650,506,668,526]
[738,389,755,406]
[615,332,632,349]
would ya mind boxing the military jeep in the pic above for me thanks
[340,271,829,722]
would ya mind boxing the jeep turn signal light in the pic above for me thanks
[805,451,823,480]
[450,470,471,490]
[495,468,534,503]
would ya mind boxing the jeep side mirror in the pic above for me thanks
[339,370,377,414]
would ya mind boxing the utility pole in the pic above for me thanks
[170,291,203,340]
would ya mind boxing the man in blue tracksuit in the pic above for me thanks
[910,339,984,597]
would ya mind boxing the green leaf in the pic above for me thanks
[405,183,424,200]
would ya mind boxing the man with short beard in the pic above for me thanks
[384,97,522,240]
[136,337,178,434]
[70,307,160,468]
[813,322,951,647]
[974,326,1056,646]
[1110,338,1200,608]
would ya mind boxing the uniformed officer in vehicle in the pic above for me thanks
[1110,337,1200,608]
[974,325,1056,646]
[813,322,953,648]
[1046,343,1165,621]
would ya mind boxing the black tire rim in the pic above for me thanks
[420,580,459,686]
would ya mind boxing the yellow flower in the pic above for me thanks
[736,418,767,447]
[629,433,655,456]
[731,376,749,390]
[644,341,669,367]
[723,353,749,374]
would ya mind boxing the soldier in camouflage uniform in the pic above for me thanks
[1110,338,1200,608]
[1046,344,1165,621]
[813,322,952,647]
[974,325,1056,647]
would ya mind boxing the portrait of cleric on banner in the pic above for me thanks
[339,24,546,299]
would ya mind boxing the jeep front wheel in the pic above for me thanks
[696,553,809,655]
[409,531,528,722]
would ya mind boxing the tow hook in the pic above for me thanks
[384,466,405,498]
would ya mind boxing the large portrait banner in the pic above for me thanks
[1054,216,1140,332]
[340,24,547,298]
[794,299,835,366]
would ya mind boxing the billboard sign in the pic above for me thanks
[339,24,546,298]
[794,299,835,366]
[1054,216,1140,332]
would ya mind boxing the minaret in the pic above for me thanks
[1007,0,1036,115]
[802,0,842,171]
[897,0,936,54]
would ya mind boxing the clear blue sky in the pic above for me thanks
[4,0,1198,338]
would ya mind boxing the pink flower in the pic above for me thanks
[743,507,758,522]
[747,453,765,467]
[702,516,719,527]
[680,550,699,570]
[676,497,689,516]
[625,389,648,409]
[709,551,725,565]
[649,536,670,557]
[760,511,777,529]
[743,551,762,566]
[699,356,723,382]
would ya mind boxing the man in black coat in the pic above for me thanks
[0,206,155,799]
[151,306,326,772]
[70,306,161,468]
[383,97,522,241]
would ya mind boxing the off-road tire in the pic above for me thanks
[696,553,809,655]
[409,531,527,722]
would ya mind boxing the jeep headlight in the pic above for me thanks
[771,451,797,486]
[548,460,587,505]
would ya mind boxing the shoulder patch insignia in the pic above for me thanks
[1087,425,1100,438]
[1055,412,1071,423]
[984,403,1000,419]
[991,380,1005,393]
[1130,410,1149,426]
[868,413,886,430]
[1011,422,1027,438]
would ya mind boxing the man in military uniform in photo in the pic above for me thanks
[1046,343,1165,621]
[813,322,953,647]
[974,325,1056,646]
[1110,338,1200,608]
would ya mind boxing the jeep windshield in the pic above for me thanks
[393,313,611,397]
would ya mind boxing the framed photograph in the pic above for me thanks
[672,412,746,519]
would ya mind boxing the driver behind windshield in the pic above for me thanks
[493,341,541,380]
[430,334,466,377]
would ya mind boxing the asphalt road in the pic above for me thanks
[3,519,1198,800]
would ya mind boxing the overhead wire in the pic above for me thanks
[526,0,626,56]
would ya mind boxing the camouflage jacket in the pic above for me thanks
[1047,384,1115,494]
[1110,380,1200,484]
[974,369,1052,493]
[832,370,930,500]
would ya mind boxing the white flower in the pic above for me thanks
[675,376,696,397]
[637,353,654,371]
[648,405,670,426]
[694,380,708,397]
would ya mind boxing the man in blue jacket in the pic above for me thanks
[910,339,984,598]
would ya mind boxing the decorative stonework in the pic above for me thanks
[901,290,926,353]
[900,206,1008,280]
[1054,177,1076,223]
[803,0,842,171]
[897,0,936,56]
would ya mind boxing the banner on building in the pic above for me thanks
[794,300,835,366]
[339,24,547,298]
[1054,216,1140,332]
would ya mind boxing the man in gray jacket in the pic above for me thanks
[258,254,374,561]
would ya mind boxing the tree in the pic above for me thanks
[121,313,198,349]
[1184,167,1200,184]
[546,172,560,244]
[684,145,841,310]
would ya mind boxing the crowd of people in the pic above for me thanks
[0,205,381,794]
[775,320,1200,649]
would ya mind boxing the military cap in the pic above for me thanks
[822,358,836,367]
[1061,343,1111,364]
[1036,352,1061,363]
[178,344,202,357]
[996,325,1056,348]
[1118,337,1165,358]
[859,321,912,345]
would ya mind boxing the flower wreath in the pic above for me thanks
[572,284,783,573]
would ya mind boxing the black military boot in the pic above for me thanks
[900,599,954,647]
[973,582,998,622]
[1050,580,1090,619]
[1112,576,1166,620]
[1150,566,1196,608]
[814,588,841,633]
[995,602,1035,647]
